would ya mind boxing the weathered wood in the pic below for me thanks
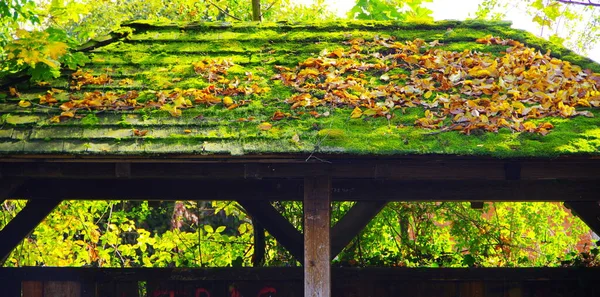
[238,200,304,261]
[13,179,600,202]
[459,281,484,297]
[330,201,387,258]
[44,281,81,297]
[564,201,600,235]
[22,281,44,297]
[0,199,62,259]
[6,281,21,297]
[0,177,25,201]
[2,267,600,282]
[252,219,266,267]
[304,176,331,297]
[2,157,600,181]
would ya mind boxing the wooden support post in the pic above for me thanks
[304,176,331,297]
[0,199,62,260]
[330,201,387,259]
[252,218,265,267]
[238,200,303,262]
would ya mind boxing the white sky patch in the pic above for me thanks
[293,0,600,63]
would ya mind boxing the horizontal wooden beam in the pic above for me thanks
[11,179,600,202]
[0,177,25,200]
[2,158,600,180]
[1,267,599,282]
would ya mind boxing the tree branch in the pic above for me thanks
[206,0,243,21]
[555,0,600,7]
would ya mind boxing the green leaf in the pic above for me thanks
[203,225,214,233]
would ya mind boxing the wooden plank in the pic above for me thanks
[3,157,600,180]
[0,177,25,200]
[459,281,484,297]
[564,201,600,235]
[330,201,387,258]
[238,200,304,262]
[14,179,600,202]
[22,281,44,297]
[44,281,81,297]
[20,179,302,201]
[304,176,331,297]
[2,267,600,282]
[5,281,21,297]
[0,199,62,259]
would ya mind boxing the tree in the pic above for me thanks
[556,0,600,7]
[475,0,600,54]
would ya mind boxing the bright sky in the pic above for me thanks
[294,0,600,63]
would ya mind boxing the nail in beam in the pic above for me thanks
[304,176,331,297]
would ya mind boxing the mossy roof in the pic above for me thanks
[1,20,600,158]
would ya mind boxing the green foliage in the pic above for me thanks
[1,28,89,81]
[348,0,433,22]
[0,200,596,268]
[474,0,600,55]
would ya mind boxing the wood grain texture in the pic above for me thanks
[304,176,331,297]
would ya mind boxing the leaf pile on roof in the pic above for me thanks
[11,35,600,136]
[272,35,600,135]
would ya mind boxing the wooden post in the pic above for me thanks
[304,176,331,297]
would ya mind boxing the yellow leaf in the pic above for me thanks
[223,96,234,107]
[424,90,433,99]
[50,116,61,123]
[350,107,363,119]
[160,104,182,117]
[18,100,31,108]
[258,122,272,131]
[60,111,74,118]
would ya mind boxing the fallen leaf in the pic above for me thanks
[350,107,363,119]
[132,129,148,136]
[18,100,31,108]
[258,122,272,131]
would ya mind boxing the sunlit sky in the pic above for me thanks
[294,0,600,62]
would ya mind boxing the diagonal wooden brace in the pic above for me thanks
[0,199,62,260]
[330,201,387,259]
[238,200,304,262]
[565,201,600,235]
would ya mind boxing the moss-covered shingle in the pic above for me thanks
[1,20,600,157]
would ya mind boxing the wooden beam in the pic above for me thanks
[565,201,600,235]
[0,199,62,260]
[237,201,303,262]
[3,157,600,180]
[2,267,600,282]
[14,179,600,202]
[304,176,331,297]
[0,177,25,201]
[330,201,387,258]
[252,219,265,267]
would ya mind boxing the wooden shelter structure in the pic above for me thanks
[1,20,600,296]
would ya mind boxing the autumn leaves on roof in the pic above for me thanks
[1,20,600,156]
